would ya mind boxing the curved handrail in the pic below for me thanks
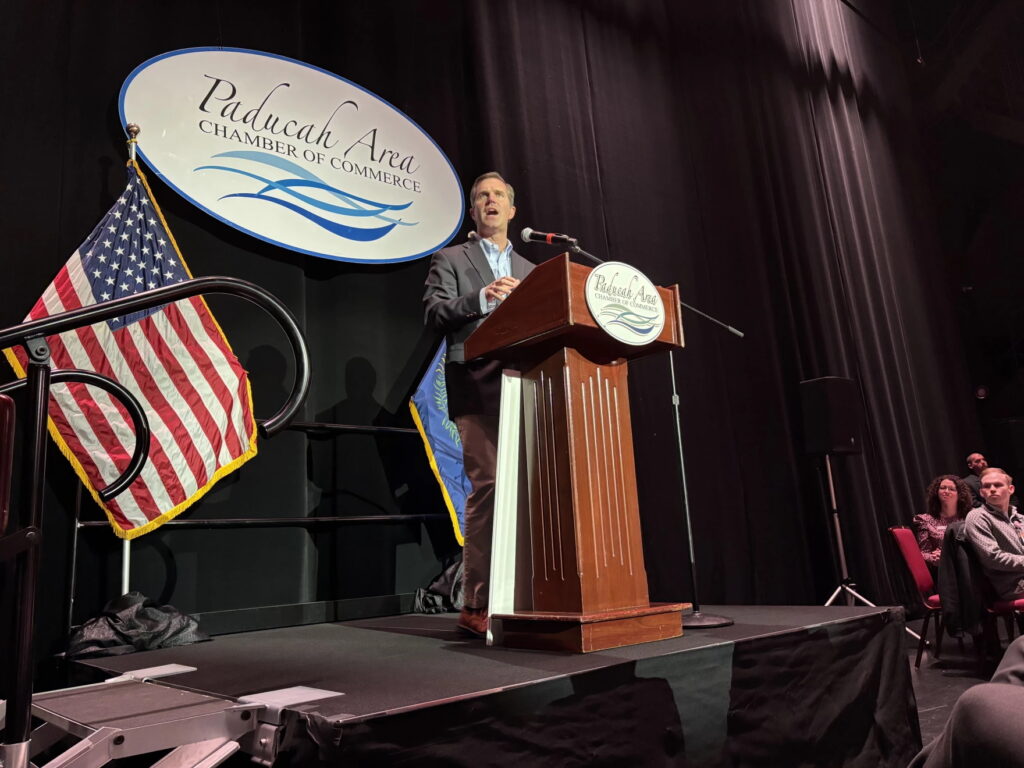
[0,277,310,752]
[0,276,310,437]
[0,369,150,501]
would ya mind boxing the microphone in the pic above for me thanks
[521,227,577,246]
[467,230,480,241]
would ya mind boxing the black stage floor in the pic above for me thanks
[77,605,921,767]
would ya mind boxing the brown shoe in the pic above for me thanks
[457,607,488,637]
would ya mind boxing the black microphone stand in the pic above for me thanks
[567,243,744,337]
[560,240,740,628]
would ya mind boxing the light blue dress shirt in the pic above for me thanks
[477,237,513,314]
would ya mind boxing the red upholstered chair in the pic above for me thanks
[987,596,1024,640]
[889,526,943,667]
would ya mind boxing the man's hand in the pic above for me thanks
[484,276,521,303]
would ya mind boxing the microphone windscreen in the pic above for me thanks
[520,227,534,243]
[467,230,480,241]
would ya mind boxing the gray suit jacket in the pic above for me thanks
[423,239,534,363]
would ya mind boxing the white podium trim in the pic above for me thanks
[486,370,523,646]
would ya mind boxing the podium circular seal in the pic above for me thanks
[584,261,666,346]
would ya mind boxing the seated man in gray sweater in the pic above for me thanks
[965,467,1024,600]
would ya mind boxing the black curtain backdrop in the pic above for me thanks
[0,0,981,664]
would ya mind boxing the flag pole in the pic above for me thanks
[119,123,140,595]
[127,123,139,164]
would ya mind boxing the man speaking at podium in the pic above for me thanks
[423,172,535,637]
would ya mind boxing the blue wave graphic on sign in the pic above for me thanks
[598,304,660,334]
[194,150,417,242]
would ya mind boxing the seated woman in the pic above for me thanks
[912,474,972,568]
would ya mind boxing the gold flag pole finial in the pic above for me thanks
[126,123,140,163]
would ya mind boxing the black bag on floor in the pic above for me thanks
[67,590,208,658]
[413,553,464,614]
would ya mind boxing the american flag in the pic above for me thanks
[3,160,257,538]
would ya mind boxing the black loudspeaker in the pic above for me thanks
[800,376,862,455]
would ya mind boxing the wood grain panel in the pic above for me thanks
[520,348,651,614]
[495,602,689,653]
[566,351,649,612]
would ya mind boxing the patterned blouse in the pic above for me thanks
[912,513,959,566]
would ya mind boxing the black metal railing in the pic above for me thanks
[0,369,150,501]
[0,277,310,753]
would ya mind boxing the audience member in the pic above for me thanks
[910,634,1024,767]
[964,467,1024,600]
[961,451,987,507]
[912,475,971,568]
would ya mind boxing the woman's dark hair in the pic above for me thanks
[924,474,971,519]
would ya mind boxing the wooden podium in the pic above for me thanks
[465,254,689,653]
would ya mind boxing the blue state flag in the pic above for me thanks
[409,341,470,545]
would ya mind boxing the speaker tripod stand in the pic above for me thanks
[821,455,875,607]
[819,454,922,641]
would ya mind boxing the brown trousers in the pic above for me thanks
[454,412,498,610]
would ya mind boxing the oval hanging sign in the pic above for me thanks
[119,47,464,264]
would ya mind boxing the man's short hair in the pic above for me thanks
[468,172,515,207]
[967,451,985,463]
[980,466,1014,484]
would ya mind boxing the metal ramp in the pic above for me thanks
[0,666,343,768]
